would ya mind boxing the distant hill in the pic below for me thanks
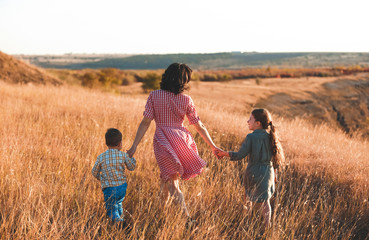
[0,51,62,85]
[14,52,369,70]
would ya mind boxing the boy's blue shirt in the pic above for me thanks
[92,149,136,189]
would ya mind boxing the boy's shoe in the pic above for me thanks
[117,220,128,229]
[121,221,129,230]
[114,218,129,230]
[185,217,197,230]
[112,217,124,222]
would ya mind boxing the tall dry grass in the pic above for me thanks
[0,81,368,239]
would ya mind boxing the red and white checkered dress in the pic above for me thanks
[143,89,207,181]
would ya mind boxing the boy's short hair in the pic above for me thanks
[105,128,122,147]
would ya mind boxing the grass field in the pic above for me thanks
[0,78,368,239]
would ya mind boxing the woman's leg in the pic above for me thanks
[160,178,170,204]
[169,177,189,217]
[161,174,190,217]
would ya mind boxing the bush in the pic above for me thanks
[98,68,121,87]
[218,74,232,81]
[121,73,136,86]
[81,72,99,88]
[141,73,161,91]
[201,73,218,82]
[191,72,201,82]
[255,77,261,85]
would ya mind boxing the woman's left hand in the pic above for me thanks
[216,150,230,158]
[211,147,224,159]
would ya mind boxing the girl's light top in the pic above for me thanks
[143,89,206,181]
[229,129,273,166]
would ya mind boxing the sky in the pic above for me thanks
[0,0,369,55]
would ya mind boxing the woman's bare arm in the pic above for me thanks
[127,117,152,157]
[193,120,222,157]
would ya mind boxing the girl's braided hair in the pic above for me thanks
[251,109,285,169]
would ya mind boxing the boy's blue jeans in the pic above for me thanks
[102,183,127,222]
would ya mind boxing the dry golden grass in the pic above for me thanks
[0,79,368,239]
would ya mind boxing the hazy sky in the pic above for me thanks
[1,0,368,55]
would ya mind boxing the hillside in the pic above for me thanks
[119,73,369,139]
[15,52,369,70]
[259,75,369,138]
[0,51,61,85]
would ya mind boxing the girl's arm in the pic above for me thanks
[228,135,252,161]
[127,117,152,157]
[193,120,222,156]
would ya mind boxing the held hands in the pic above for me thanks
[217,150,230,159]
[211,147,222,159]
[211,147,229,159]
[127,145,137,158]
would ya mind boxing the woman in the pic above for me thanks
[127,63,220,218]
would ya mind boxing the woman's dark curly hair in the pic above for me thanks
[160,63,192,94]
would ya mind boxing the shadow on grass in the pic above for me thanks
[272,164,368,240]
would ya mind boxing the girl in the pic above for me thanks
[127,63,221,218]
[217,108,284,228]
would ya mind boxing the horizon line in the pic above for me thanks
[9,51,369,56]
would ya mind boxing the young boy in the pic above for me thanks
[92,128,136,223]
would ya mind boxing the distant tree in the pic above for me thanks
[121,73,136,86]
[81,72,99,88]
[141,73,161,91]
[255,77,261,85]
[201,73,231,82]
[219,74,232,81]
[191,72,201,82]
[202,73,218,82]
[98,68,121,87]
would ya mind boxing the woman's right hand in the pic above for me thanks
[127,145,137,158]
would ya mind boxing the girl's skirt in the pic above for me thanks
[243,164,275,202]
